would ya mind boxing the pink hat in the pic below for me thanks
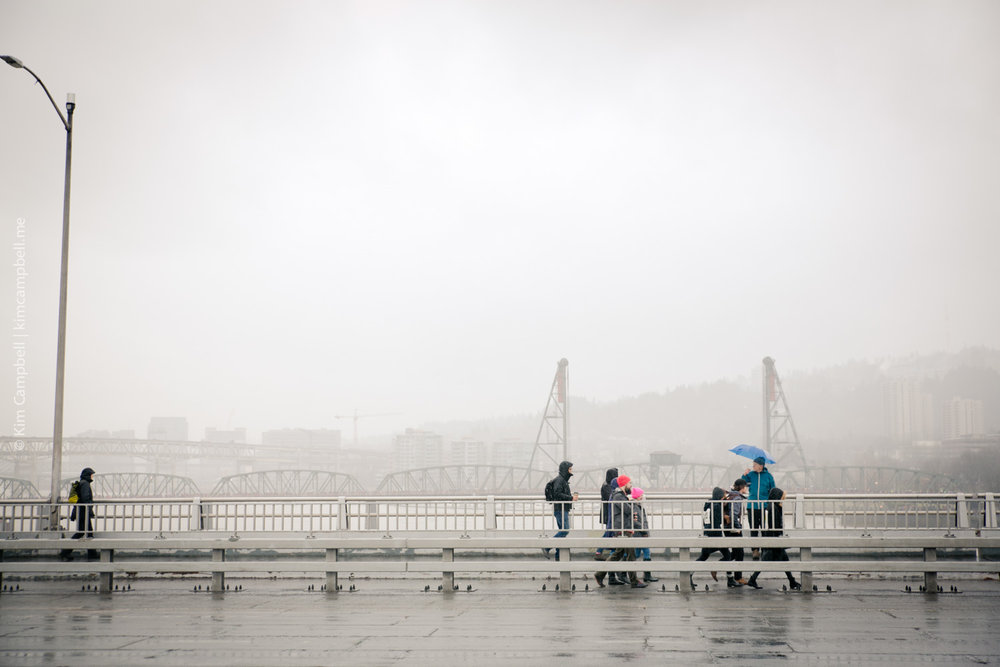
[631,487,644,500]
[616,475,631,488]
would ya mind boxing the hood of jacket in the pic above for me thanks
[711,486,726,501]
[604,468,619,484]
[768,487,784,501]
[81,467,95,481]
[558,460,573,480]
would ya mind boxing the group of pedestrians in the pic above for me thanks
[546,456,800,591]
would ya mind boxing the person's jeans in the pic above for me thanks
[552,505,570,560]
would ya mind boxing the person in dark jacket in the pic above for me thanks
[724,479,749,587]
[594,475,646,588]
[692,486,732,587]
[742,456,775,560]
[746,487,801,590]
[594,467,619,561]
[60,467,98,562]
[543,460,578,562]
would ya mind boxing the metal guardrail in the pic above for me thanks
[2,493,997,535]
[2,535,998,596]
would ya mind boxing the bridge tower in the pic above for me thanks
[526,358,569,475]
[763,357,807,471]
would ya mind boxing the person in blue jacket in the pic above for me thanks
[741,456,775,560]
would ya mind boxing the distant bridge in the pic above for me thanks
[212,470,364,496]
[61,473,203,498]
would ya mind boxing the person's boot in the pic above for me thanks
[727,576,742,588]
[788,576,801,590]
[631,579,647,588]
[609,574,626,586]
[642,559,658,582]
[746,575,762,589]
[594,574,606,588]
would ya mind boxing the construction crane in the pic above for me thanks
[333,410,401,449]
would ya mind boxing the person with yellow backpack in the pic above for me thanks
[59,467,97,562]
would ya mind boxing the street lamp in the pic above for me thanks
[2,55,75,527]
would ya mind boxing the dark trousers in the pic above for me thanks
[749,508,764,537]
[750,547,796,584]
[728,546,744,580]
[60,507,97,560]
[551,506,570,561]
[696,545,732,562]
[596,545,638,585]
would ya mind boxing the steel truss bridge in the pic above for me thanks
[1,464,967,499]
[212,470,364,496]
[0,436,335,462]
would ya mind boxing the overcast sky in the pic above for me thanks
[2,1,998,442]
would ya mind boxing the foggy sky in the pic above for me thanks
[2,1,999,442]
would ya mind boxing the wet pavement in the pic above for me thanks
[1,574,999,665]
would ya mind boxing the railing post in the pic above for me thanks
[99,548,113,593]
[442,547,454,592]
[799,546,812,592]
[485,496,497,532]
[191,497,203,532]
[326,548,338,593]
[956,493,970,530]
[923,547,937,592]
[794,494,805,530]
[212,548,225,592]
[985,493,998,529]
[679,546,692,591]
[337,496,348,531]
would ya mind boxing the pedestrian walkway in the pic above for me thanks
[1,576,998,665]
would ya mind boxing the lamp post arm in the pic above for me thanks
[21,64,69,131]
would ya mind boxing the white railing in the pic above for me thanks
[1,493,997,535]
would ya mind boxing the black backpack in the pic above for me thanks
[544,476,558,502]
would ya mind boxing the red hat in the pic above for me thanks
[616,475,631,488]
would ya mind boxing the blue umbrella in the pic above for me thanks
[729,444,776,465]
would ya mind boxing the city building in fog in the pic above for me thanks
[941,397,985,439]
[262,428,341,449]
[883,379,934,443]
[147,417,189,441]
[490,439,533,468]
[204,427,248,444]
[392,428,444,470]
[450,439,488,467]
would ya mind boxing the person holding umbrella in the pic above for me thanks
[742,456,775,560]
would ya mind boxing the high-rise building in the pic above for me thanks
[147,417,189,441]
[883,379,934,442]
[941,397,985,440]
[392,429,444,470]
[450,439,488,467]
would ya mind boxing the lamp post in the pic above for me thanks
[1,55,75,527]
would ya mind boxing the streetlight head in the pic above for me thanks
[1,55,25,68]
[66,92,76,112]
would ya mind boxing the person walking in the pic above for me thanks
[594,467,619,561]
[693,486,732,587]
[543,460,578,562]
[594,475,646,588]
[631,487,658,583]
[724,479,749,587]
[742,456,775,560]
[60,467,98,562]
[746,487,801,590]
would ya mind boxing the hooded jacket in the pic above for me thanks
[702,486,726,537]
[77,468,95,505]
[762,487,785,537]
[741,465,775,510]
[551,460,575,509]
[723,488,744,535]
[600,467,619,525]
[609,487,634,533]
